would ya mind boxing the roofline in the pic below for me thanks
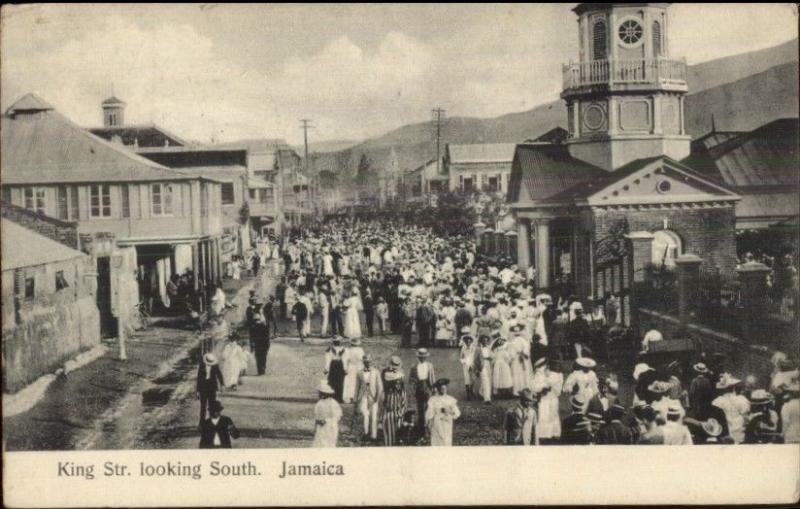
[86,123,191,146]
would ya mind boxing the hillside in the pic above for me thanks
[311,38,798,181]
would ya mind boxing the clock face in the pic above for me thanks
[618,18,644,46]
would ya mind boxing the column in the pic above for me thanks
[625,231,655,283]
[675,253,702,326]
[534,219,551,290]
[517,220,531,271]
[736,261,771,343]
[191,242,199,292]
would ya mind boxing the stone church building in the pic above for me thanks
[508,3,741,321]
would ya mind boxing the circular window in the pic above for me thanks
[656,179,672,193]
[583,103,606,130]
[618,18,644,46]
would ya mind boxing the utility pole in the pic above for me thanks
[431,107,446,175]
[299,119,314,172]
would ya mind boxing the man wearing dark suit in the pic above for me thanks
[199,401,240,448]
[595,404,635,444]
[197,353,224,421]
[409,348,436,435]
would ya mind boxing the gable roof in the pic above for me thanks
[1,94,203,185]
[4,93,54,114]
[447,143,517,164]
[88,124,189,148]
[508,143,608,203]
[1,218,87,270]
[686,118,800,188]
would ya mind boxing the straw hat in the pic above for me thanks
[416,348,430,358]
[390,355,402,367]
[647,380,671,394]
[692,362,710,375]
[318,381,335,395]
[702,418,723,437]
[715,373,742,390]
[203,353,218,366]
[349,338,362,346]
[748,389,774,405]
[570,394,586,410]
[575,357,597,369]
[633,363,654,381]
[643,329,663,343]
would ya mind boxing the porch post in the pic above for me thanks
[675,253,702,326]
[517,220,531,271]
[534,219,551,289]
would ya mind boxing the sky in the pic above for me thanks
[2,3,797,146]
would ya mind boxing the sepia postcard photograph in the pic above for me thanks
[2,2,799,507]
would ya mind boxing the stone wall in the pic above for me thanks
[2,294,101,393]
[637,308,775,382]
[593,206,738,276]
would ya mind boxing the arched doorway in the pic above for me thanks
[651,230,682,267]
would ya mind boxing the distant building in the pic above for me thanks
[2,93,224,336]
[89,97,191,149]
[404,159,448,204]
[2,218,100,393]
[444,143,517,194]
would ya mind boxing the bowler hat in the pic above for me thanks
[209,400,224,413]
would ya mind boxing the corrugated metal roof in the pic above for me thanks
[447,143,517,164]
[509,144,608,202]
[1,218,86,270]
[4,93,54,114]
[706,119,799,188]
[736,192,800,220]
[2,96,202,185]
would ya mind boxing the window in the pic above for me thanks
[24,276,35,300]
[89,184,111,218]
[248,189,256,200]
[488,176,499,192]
[592,20,607,60]
[221,182,235,205]
[70,186,79,220]
[151,183,174,216]
[618,18,644,46]
[57,186,69,220]
[652,230,682,268]
[55,270,69,291]
[24,187,46,214]
[652,21,662,56]
[108,113,117,126]
[2,186,11,202]
[121,185,130,218]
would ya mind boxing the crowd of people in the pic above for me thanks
[193,218,799,449]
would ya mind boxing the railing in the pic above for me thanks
[562,57,687,90]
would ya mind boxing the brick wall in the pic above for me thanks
[1,201,79,250]
[593,206,738,276]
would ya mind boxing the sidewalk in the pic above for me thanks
[3,273,260,451]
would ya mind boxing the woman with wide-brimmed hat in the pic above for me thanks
[312,381,342,448]
[711,373,749,444]
[425,378,460,446]
[341,338,365,404]
[491,336,514,399]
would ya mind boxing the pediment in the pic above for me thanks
[587,158,740,206]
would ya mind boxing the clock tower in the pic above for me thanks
[562,3,691,171]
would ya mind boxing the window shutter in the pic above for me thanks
[592,21,606,61]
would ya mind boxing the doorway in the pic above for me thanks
[96,256,117,338]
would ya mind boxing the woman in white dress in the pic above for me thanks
[284,285,297,320]
[318,292,330,338]
[531,357,563,443]
[220,336,244,389]
[477,335,493,402]
[342,292,363,339]
[492,337,514,399]
[508,324,532,396]
[313,382,342,448]
[341,338,365,404]
[459,335,478,400]
[425,379,461,446]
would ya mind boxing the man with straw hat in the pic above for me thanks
[744,390,781,444]
[504,388,537,445]
[355,354,383,441]
[312,381,342,448]
[563,357,599,412]
[199,400,240,449]
[662,403,693,445]
[425,378,460,446]
[409,348,436,434]
[712,373,749,444]
[560,394,592,445]
[196,353,224,422]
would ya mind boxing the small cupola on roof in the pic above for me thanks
[102,95,126,127]
[4,93,54,117]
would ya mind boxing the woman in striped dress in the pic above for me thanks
[381,355,407,446]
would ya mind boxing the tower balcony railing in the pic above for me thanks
[562,57,687,90]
